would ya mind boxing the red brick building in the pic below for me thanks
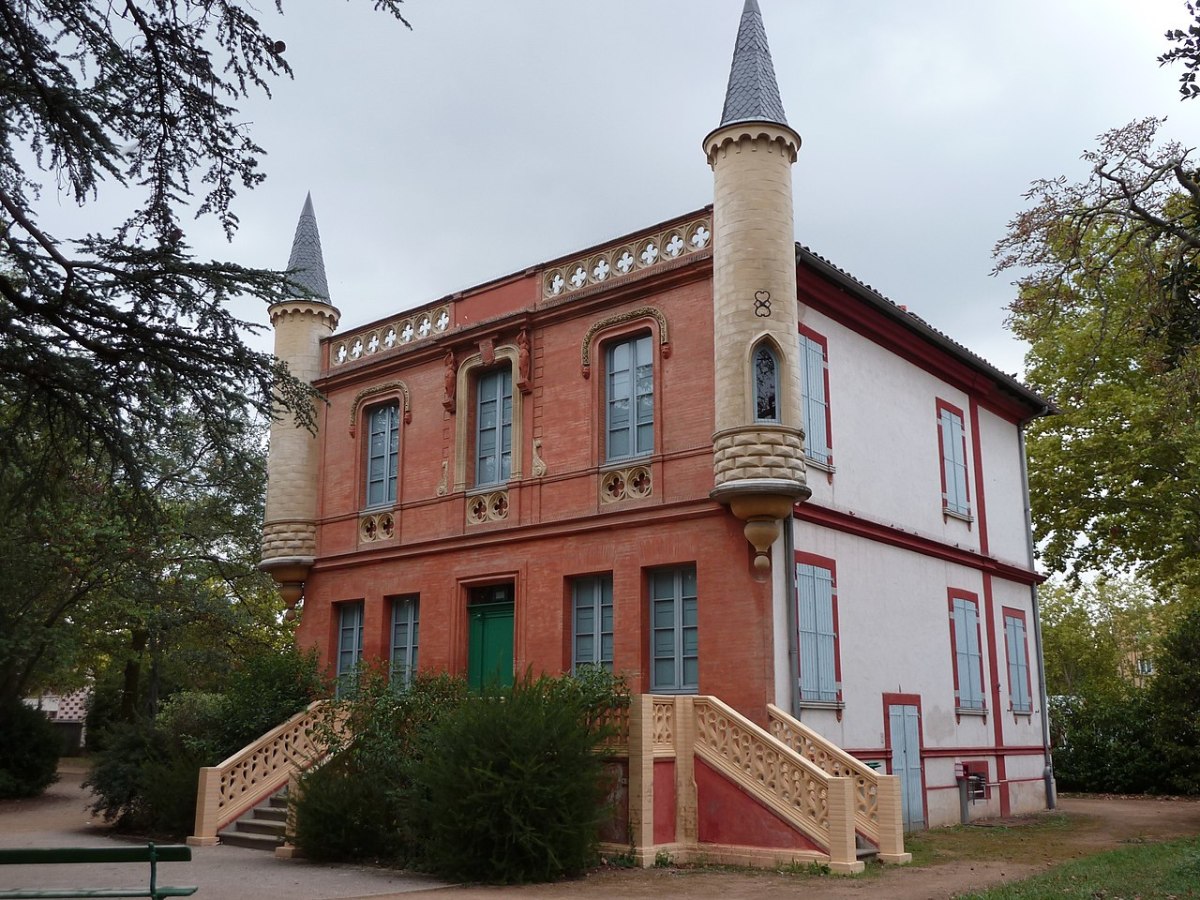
[259,1,1055,837]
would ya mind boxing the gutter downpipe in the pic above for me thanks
[785,507,801,718]
[1019,420,1056,810]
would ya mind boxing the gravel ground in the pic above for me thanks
[3,762,1199,900]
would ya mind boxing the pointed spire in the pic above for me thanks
[285,192,331,302]
[719,0,789,128]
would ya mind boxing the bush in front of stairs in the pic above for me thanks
[0,699,61,798]
[290,670,470,863]
[406,670,625,884]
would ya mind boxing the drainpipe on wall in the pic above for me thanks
[784,510,802,718]
[1019,421,1056,810]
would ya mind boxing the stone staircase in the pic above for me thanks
[217,790,287,851]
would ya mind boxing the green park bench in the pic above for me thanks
[0,843,196,899]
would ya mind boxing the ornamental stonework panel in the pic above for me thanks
[600,465,652,504]
[358,512,395,543]
[712,426,805,487]
[466,490,509,526]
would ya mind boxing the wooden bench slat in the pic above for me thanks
[0,847,191,866]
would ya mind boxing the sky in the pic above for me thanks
[53,1,1200,380]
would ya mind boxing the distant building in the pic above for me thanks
[260,0,1054,834]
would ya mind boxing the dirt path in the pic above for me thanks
[387,796,1200,900]
[4,765,1199,900]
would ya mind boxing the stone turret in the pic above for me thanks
[705,0,809,572]
[260,193,340,611]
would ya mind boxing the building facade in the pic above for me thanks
[260,1,1054,831]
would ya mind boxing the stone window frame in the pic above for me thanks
[348,381,411,511]
[583,309,669,468]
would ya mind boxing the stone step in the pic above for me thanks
[235,817,286,837]
[218,828,281,851]
[254,805,287,823]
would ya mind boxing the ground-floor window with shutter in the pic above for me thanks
[795,554,841,705]
[390,595,419,687]
[336,600,364,697]
[572,574,613,673]
[649,565,697,693]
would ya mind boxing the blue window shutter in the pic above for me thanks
[799,336,829,464]
[797,563,837,702]
[649,566,697,692]
[1006,615,1031,712]
[953,598,984,710]
[572,575,614,673]
[390,596,419,687]
[940,408,969,516]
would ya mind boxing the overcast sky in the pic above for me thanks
[111,1,1200,379]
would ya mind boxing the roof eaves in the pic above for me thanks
[795,243,1057,418]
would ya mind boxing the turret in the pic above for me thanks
[706,0,809,573]
[260,193,340,611]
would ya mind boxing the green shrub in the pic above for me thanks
[408,673,617,884]
[1051,692,1170,794]
[0,700,61,798]
[219,646,325,752]
[85,648,325,837]
[291,671,469,864]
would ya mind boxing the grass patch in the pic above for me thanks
[955,835,1200,898]
[904,812,1086,868]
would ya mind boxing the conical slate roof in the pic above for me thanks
[719,0,789,128]
[285,193,330,302]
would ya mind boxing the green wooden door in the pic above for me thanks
[468,599,514,691]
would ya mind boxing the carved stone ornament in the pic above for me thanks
[466,490,509,526]
[600,465,652,504]
[358,512,396,543]
[531,438,547,477]
[348,381,411,435]
[436,461,448,497]
[580,307,671,378]
[517,328,532,395]
[442,350,456,414]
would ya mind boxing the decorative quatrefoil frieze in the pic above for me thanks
[542,217,711,300]
[331,304,451,368]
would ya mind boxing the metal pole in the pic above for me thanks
[1019,422,1056,810]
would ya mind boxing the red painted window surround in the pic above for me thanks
[936,398,971,522]
[793,551,843,708]
[1002,606,1035,715]
[797,324,833,469]
[947,589,987,720]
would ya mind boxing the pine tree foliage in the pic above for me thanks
[0,1,409,489]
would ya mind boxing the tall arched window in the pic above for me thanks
[753,342,780,423]
[365,403,400,506]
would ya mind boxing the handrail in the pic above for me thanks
[766,703,879,840]
[692,696,840,851]
[766,703,907,861]
[188,700,339,845]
